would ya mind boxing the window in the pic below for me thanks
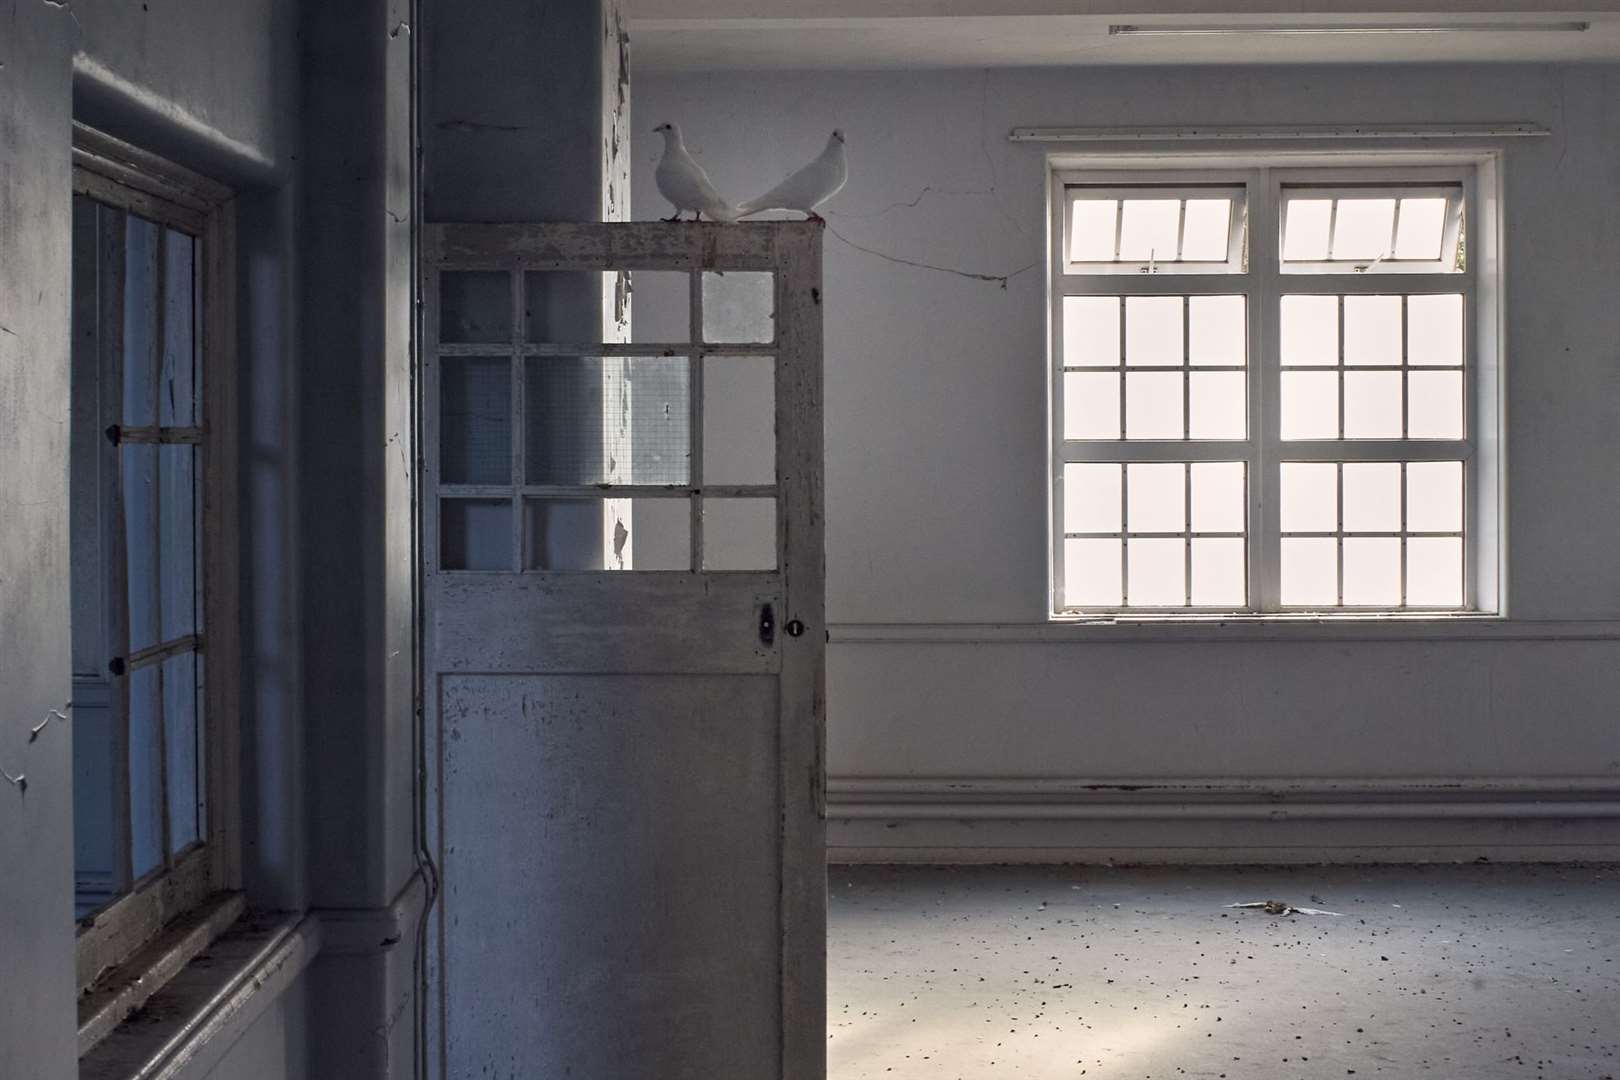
[69,128,240,1010]
[1051,162,1499,616]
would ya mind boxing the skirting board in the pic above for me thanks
[827,777,1620,864]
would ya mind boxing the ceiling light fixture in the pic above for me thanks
[1108,21,1590,36]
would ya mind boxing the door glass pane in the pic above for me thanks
[630,270,691,344]
[702,271,775,345]
[129,664,162,879]
[703,356,775,487]
[525,357,690,486]
[441,499,512,571]
[440,271,511,344]
[526,271,607,344]
[702,497,776,570]
[441,358,511,485]
[163,650,200,853]
[526,497,691,571]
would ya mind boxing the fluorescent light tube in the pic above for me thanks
[1109,21,1590,36]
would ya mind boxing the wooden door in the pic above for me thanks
[421,222,825,1079]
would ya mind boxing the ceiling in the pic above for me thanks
[626,3,1620,71]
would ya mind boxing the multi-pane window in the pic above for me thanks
[70,131,238,1005]
[1051,164,1494,615]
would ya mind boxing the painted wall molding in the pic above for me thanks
[829,619,1620,645]
[829,775,1620,821]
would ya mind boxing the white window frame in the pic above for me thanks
[1048,152,1504,619]
[70,124,244,1048]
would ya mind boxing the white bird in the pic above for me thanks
[737,130,847,222]
[652,123,739,222]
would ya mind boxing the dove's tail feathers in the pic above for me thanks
[708,203,743,223]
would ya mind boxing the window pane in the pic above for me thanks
[1282,199,1331,261]
[123,215,160,427]
[1343,371,1402,439]
[1126,297,1183,366]
[1191,462,1245,533]
[1064,463,1122,534]
[1343,537,1401,606]
[441,498,512,570]
[1280,296,1338,366]
[1125,373,1183,439]
[1127,538,1185,606]
[1407,294,1464,366]
[526,357,690,485]
[129,664,162,880]
[124,443,160,653]
[1069,198,1118,262]
[702,271,775,345]
[1406,461,1463,532]
[1281,537,1337,606]
[1407,536,1463,606]
[1341,462,1400,532]
[1394,197,1448,261]
[1407,371,1463,439]
[1064,372,1120,440]
[703,355,775,487]
[1118,199,1180,262]
[1189,372,1246,440]
[163,650,200,853]
[1281,462,1337,532]
[440,270,511,344]
[160,228,198,426]
[159,445,198,640]
[1064,538,1121,606]
[702,497,777,570]
[1126,462,1184,533]
[1063,297,1120,367]
[1343,296,1401,366]
[1180,199,1231,261]
[1191,537,1245,606]
[1331,198,1396,261]
[1188,296,1245,367]
[1280,372,1338,440]
[440,357,511,485]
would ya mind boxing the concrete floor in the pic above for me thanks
[828,864,1620,1079]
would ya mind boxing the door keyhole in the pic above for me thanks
[760,603,776,646]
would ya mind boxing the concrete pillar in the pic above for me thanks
[297,0,419,1073]
[424,0,629,566]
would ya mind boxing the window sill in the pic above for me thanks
[79,909,321,1080]
[828,617,1620,645]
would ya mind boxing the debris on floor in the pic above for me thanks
[1226,899,1346,916]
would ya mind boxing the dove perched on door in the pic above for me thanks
[652,123,740,222]
[737,130,847,222]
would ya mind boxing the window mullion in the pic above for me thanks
[1254,168,1282,612]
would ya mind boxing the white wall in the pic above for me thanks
[636,64,1620,858]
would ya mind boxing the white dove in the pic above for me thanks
[652,122,739,222]
[737,130,847,222]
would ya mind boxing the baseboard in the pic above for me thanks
[827,776,1620,864]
